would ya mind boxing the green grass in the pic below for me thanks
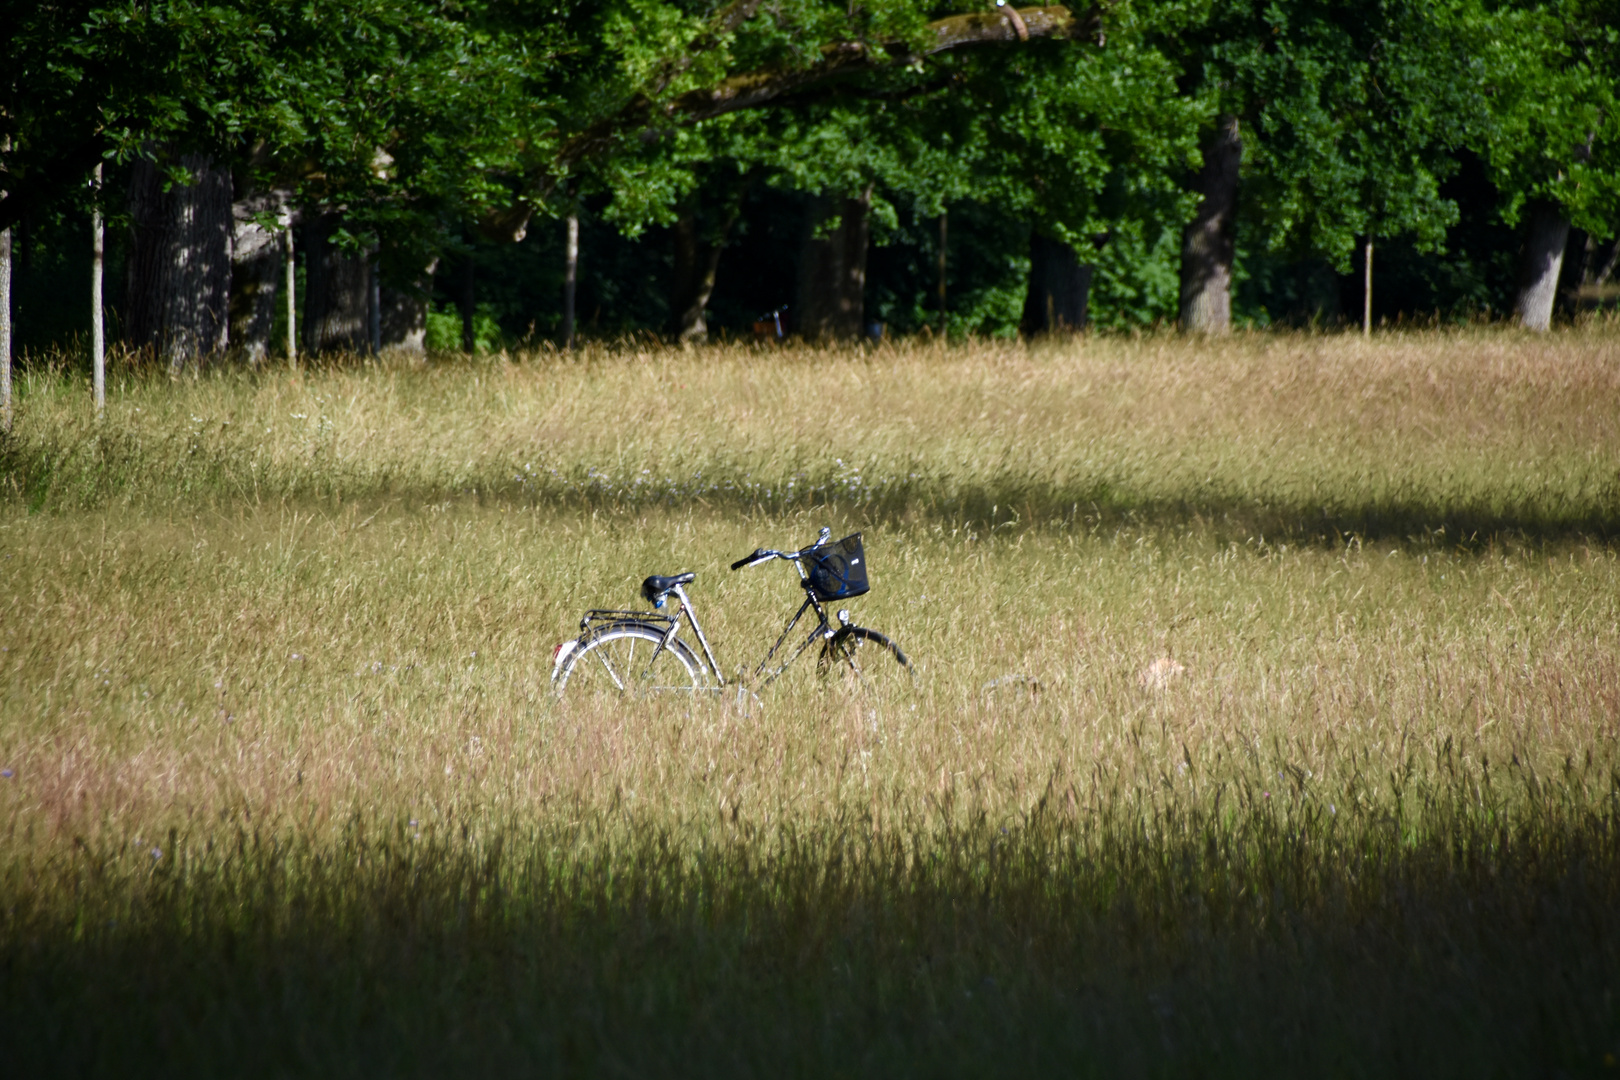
[2,328,1619,1075]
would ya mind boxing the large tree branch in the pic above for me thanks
[561,5,1094,169]
[479,5,1099,238]
[676,5,1092,125]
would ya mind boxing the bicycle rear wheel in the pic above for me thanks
[818,625,912,693]
[555,622,708,697]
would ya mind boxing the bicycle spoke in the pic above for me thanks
[557,624,705,697]
[593,644,627,690]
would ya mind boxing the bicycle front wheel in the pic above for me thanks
[555,622,709,697]
[819,625,912,693]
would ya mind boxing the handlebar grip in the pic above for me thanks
[731,549,768,571]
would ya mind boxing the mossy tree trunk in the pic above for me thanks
[229,191,287,365]
[1179,116,1241,334]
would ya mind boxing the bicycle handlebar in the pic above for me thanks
[731,529,834,571]
[731,549,773,571]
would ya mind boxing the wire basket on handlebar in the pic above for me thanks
[805,533,869,601]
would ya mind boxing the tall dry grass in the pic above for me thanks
[6,327,1619,537]
[2,327,1618,1075]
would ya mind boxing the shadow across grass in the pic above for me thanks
[6,788,1618,1078]
[5,424,1617,552]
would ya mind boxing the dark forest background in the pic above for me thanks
[3,0,1618,372]
[5,147,1589,356]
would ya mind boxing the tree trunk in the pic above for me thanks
[1514,200,1570,331]
[283,216,297,367]
[368,246,381,355]
[92,162,105,416]
[303,214,371,354]
[1569,231,1619,312]
[380,259,435,353]
[1362,239,1373,335]
[228,191,285,366]
[457,245,475,353]
[667,213,737,343]
[562,213,578,349]
[1179,116,1241,334]
[126,152,234,371]
[1021,231,1093,334]
[795,188,871,342]
[1,221,11,434]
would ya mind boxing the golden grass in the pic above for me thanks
[2,327,1618,1074]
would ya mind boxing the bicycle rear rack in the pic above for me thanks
[577,609,677,634]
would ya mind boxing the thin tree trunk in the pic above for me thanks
[1179,116,1241,334]
[1021,231,1093,334]
[1569,233,1620,312]
[668,211,741,343]
[228,191,284,366]
[368,246,381,355]
[667,213,718,342]
[283,213,297,368]
[0,135,9,434]
[795,187,871,342]
[92,162,105,417]
[126,151,233,372]
[301,217,320,356]
[1595,237,1619,289]
[669,213,701,341]
[563,213,578,349]
[457,243,475,354]
[937,210,948,335]
[1,220,10,435]
[1514,199,1570,331]
[1362,239,1373,336]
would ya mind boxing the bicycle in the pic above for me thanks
[751,305,788,342]
[550,527,910,697]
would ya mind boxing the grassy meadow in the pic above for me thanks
[2,328,1619,1075]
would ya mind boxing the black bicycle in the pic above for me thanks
[551,527,910,696]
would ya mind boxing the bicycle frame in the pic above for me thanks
[665,559,847,690]
[564,544,849,692]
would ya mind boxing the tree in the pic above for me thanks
[1472,0,1620,329]
[511,4,1125,342]
[3,1,552,362]
[1149,0,1482,331]
[125,152,233,369]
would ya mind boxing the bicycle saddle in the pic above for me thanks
[641,573,695,604]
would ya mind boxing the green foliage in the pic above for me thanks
[1470,0,1620,231]
[424,303,507,354]
[1091,218,1184,328]
[6,0,1616,343]
[1146,0,1483,268]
